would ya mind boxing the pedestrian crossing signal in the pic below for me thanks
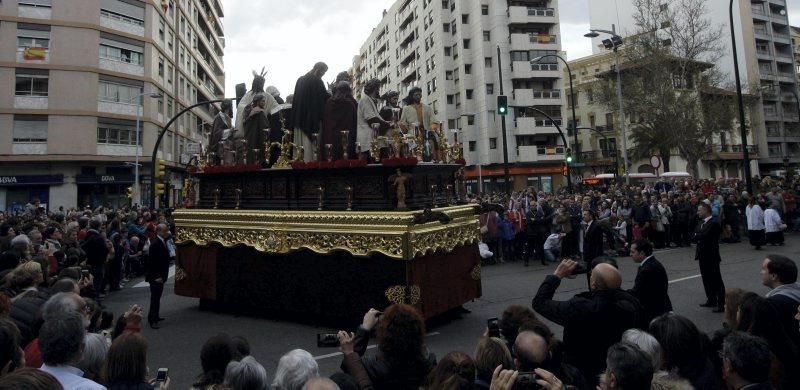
[497,95,508,116]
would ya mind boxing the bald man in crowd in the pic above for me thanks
[532,260,642,386]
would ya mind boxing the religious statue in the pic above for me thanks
[209,99,232,166]
[398,87,439,162]
[291,62,330,161]
[357,79,391,161]
[389,169,412,211]
[321,81,357,160]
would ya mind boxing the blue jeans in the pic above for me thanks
[544,248,560,263]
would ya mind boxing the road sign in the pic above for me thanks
[187,142,202,154]
[569,162,587,168]
[650,155,661,169]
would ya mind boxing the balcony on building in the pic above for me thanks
[515,116,562,135]
[511,60,560,79]
[18,0,52,19]
[100,6,145,36]
[97,78,144,116]
[99,36,145,76]
[510,32,558,51]
[580,149,618,166]
[512,89,562,107]
[703,144,760,161]
[517,145,566,162]
[508,5,557,25]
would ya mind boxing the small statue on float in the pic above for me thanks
[389,169,413,211]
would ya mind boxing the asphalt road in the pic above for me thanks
[103,234,799,389]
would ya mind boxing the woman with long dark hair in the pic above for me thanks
[102,332,162,389]
[192,333,236,390]
[649,313,722,390]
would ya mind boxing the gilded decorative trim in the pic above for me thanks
[385,285,421,305]
[470,264,481,281]
[175,266,187,282]
[173,205,481,260]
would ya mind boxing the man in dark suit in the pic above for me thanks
[693,202,725,312]
[533,260,641,386]
[628,238,672,326]
[145,223,170,329]
[582,210,605,263]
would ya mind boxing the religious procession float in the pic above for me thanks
[172,74,482,322]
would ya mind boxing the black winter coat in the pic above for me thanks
[9,290,48,347]
[533,275,641,387]
[81,230,108,268]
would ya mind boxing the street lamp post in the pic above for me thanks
[132,91,163,206]
[585,25,630,184]
[531,55,579,161]
[729,0,761,195]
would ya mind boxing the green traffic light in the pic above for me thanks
[566,155,573,163]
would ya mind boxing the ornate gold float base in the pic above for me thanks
[173,205,480,261]
[172,205,482,321]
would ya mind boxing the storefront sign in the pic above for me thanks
[0,174,63,186]
[76,175,135,184]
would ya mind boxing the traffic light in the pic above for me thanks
[566,149,573,163]
[497,95,508,116]
[155,159,166,178]
[125,187,134,198]
[155,183,166,197]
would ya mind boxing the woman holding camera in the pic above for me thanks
[339,304,436,390]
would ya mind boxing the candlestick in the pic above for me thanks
[345,185,353,211]
[356,143,362,155]
[252,149,260,165]
[311,132,319,161]
[341,130,350,160]
[371,123,379,139]
[325,144,333,162]
[317,185,325,211]
[234,188,242,209]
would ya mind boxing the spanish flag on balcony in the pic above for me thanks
[537,34,551,43]
[23,47,46,61]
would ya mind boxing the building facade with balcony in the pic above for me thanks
[0,0,225,211]
[589,0,798,177]
[566,51,760,180]
[355,0,567,194]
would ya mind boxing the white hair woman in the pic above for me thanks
[272,349,318,390]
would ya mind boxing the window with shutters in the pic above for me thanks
[17,23,50,49]
[100,0,144,26]
[19,0,52,8]
[13,115,48,142]
[15,69,48,96]
[99,41,144,65]
[97,118,140,146]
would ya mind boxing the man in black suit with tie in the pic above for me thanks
[628,238,672,326]
[582,210,605,263]
[146,223,171,329]
[693,202,725,312]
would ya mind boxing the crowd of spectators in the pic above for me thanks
[473,176,798,266]
[0,175,795,389]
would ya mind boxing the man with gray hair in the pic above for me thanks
[39,311,105,389]
[272,349,319,390]
[303,377,340,390]
[224,355,269,390]
[598,342,654,390]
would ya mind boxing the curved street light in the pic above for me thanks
[130,91,163,206]
[521,106,573,193]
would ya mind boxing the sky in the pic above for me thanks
[221,0,800,99]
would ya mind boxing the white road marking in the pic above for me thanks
[313,332,441,361]
[133,265,175,288]
[668,274,701,284]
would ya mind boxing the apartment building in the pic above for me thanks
[355,0,567,193]
[566,51,760,179]
[0,0,225,211]
[589,0,798,176]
